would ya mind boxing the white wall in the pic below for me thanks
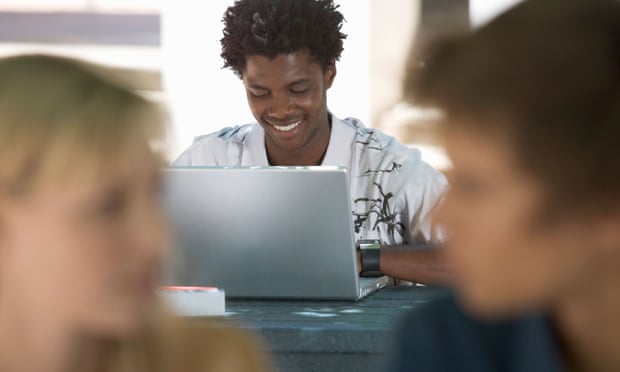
[370,0,419,126]
[469,0,524,28]
[161,0,371,159]
[0,0,159,12]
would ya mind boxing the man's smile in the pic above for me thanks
[271,119,301,132]
[266,118,304,133]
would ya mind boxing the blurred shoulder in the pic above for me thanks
[391,293,563,372]
[173,318,270,372]
[122,306,270,372]
[391,294,518,372]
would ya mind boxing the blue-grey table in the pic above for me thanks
[222,286,448,372]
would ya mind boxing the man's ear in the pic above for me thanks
[325,63,337,89]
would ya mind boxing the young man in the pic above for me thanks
[390,0,620,370]
[174,0,448,284]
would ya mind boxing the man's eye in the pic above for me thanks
[290,87,308,94]
[250,90,269,98]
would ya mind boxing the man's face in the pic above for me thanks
[242,50,335,165]
[439,125,600,319]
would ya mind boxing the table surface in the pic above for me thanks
[223,285,448,355]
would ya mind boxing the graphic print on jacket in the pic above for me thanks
[351,126,410,245]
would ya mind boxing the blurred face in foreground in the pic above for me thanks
[0,145,168,337]
[438,124,619,319]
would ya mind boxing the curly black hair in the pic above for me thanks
[221,0,346,77]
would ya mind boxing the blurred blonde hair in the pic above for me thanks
[109,305,269,372]
[0,54,164,195]
[0,55,268,372]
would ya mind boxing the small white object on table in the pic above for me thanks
[159,286,225,316]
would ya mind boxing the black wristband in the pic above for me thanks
[357,239,382,277]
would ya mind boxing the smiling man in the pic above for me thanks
[174,0,449,284]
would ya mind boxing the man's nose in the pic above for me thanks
[268,94,293,119]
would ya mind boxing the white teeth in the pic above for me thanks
[273,120,301,132]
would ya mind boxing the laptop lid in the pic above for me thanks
[162,166,384,300]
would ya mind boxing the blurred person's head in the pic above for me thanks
[0,54,167,338]
[220,0,346,165]
[0,54,271,372]
[410,0,620,318]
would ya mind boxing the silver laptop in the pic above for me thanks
[162,166,388,300]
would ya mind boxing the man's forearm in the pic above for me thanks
[379,247,451,286]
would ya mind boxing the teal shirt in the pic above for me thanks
[389,295,565,372]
